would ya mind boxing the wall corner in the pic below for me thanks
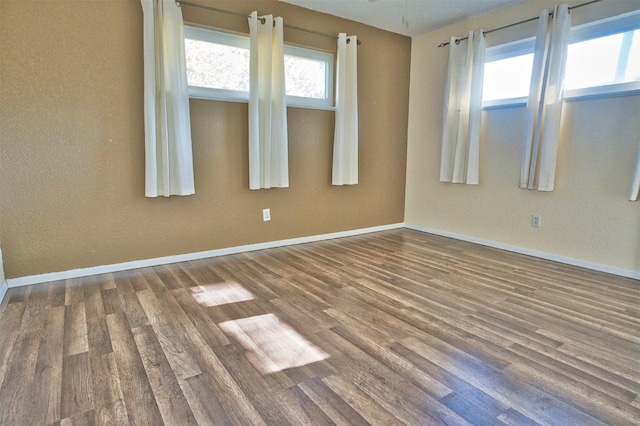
[0,280,7,306]
[0,246,6,305]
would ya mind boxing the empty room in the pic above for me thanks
[1,0,639,424]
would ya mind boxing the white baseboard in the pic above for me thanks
[0,280,7,306]
[404,223,640,280]
[6,223,404,289]
[5,221,636,293]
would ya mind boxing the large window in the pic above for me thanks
[184,25,334,109]
[482,10,640,107]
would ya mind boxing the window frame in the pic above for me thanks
[482,38,534,108]
[482,9,640,109]
[185,25,250,103]
[283,44,335,109]
[184,24,335,110]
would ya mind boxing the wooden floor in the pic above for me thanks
[0,229,639,425]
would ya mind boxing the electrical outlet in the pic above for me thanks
[532,214,541,228]
[262,208,271,222]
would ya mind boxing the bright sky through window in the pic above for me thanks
[565,30,640,90]
[483,54,533,101]
[185,39,249,92]
[284,55,326,99]
[482,21,640,103]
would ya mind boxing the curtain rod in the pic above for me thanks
[176,0,362,45]
[437,0,604,47]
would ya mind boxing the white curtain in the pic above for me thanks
[630,139,640,201]
[520,5,571,191]
[248,12,289,190]
[141,0,194,197]
[440,29,485,185]
[333,34,359,186]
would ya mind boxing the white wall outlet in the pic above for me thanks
[532,214,541,228]
[262,208,271,222]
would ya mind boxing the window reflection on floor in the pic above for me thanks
[219,313,329,374]
[190,282,255,307]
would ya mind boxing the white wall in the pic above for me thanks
[405,0,640,276]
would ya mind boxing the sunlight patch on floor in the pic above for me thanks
[219,313,329,374]
[190,282,254,307]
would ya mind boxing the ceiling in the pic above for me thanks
[279,0,527,37]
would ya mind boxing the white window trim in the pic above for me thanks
[483,9,640,109]
[184,25,335,110]
[485,37,534,62]
[484,81,640,110]
[569,9,640,44]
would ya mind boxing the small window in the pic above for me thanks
[284,45,333,108]
[482,10,640,107]
[184,25,334,109]
[483,52,533,102]
[185,27,250,102]
[565,29,640,93]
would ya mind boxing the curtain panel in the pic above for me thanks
[141,0,195,197]
[332,34,359,186]
[630,139,640,201]
[248,12,289,190]
[520,4,571,191]
[440,29,485,185]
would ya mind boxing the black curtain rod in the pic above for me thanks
[176,0,362,45]
[437,0,604,47]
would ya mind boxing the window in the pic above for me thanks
[185,27,250,101]
[483,49,533,103]
[565,30,639,93]
[482,10,640,107]
[283,45,333,107]
[184,25,334,109]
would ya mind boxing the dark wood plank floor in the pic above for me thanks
[0,229,639,425]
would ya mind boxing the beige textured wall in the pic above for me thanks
[0,0,411,278]
[405,0,640,273]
